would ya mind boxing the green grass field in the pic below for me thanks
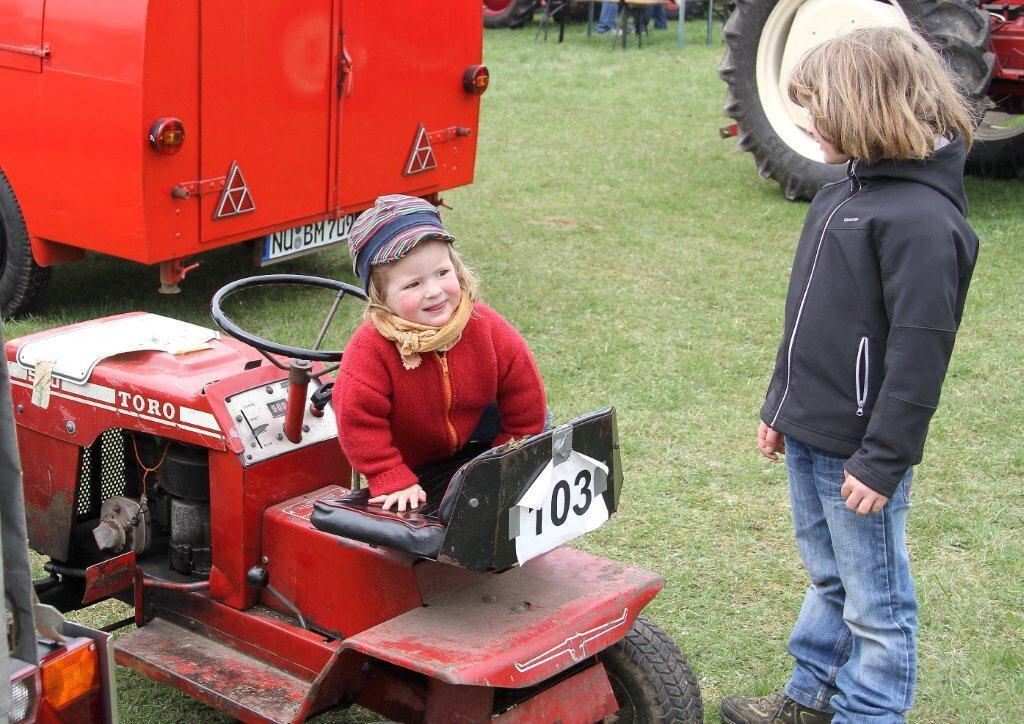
[8,19,1023,723]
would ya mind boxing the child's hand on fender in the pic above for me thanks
[841,472,889,515]
[370,483,427,512]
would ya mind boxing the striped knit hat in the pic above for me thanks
[348,195,455,291]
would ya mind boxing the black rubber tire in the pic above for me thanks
[483,0,538,28]
[720,0,995,200]
[0,169,50,319]
[965,122,1024,178]
[598,615,703,723]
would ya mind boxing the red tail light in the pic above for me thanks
[148,117,186,155]
[463,65,489,95]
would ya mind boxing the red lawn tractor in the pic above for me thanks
[0,1,486,317]
[721,0,1024,199]
[6,275,703,723]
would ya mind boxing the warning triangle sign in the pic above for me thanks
[214,161,256,219]
[404,124,437,176]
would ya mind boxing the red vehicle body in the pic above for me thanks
[5,295,703,723]
[0,1,484,313]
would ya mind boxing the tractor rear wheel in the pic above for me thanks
[0,169,50,319]
[720,0,995,200]
[965,111,1024,179]
[483,0,538,28]
[598,616,703,723]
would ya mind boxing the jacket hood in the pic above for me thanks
[851,136,970,217]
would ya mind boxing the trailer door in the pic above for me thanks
[335,0,482,212]
[198,1,333,243]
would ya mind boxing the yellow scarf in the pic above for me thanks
[371,292,474,370]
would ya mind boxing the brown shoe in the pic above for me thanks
[720,691,833,724]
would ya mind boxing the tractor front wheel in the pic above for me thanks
[0,169,50,319]
[598,616,703,723]
[483,0,538,28]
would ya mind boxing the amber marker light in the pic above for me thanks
[39,641,100,712]
[463,65,489,95]
[149,117,186,155]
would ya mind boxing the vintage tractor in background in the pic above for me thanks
[0,0,488,317]
[720,0,1024,199]
[5,275,704,723]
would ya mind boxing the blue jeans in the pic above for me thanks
[597,1,620,32]
[784,437,917,723]
[643,4,668,28]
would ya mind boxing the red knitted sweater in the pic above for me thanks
[332,302,547,496]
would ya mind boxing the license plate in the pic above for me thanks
[259,213,358,265]
[509,450,610,565]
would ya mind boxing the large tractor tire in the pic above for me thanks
[0,169,50,319]
[598,616,703,723]
[965,112,1024,179]
[720,0,996,200]
[483,0,538,28]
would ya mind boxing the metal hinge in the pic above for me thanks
[171,177,226,200]
[0,42,51,59]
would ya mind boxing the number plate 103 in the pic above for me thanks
[509,450,610,565]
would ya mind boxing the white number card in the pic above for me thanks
[509,450,610,565]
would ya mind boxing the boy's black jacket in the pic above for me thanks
[761,139,978,497]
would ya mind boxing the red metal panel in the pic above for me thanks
[0,0,45,72]
[18,1,150,259]
[260,487,425,637]
[335,0,482,212]
[494,662,619,723]
[207,443,351,610]
[342,548,664,688]
[141,0,201,260]
[16,426,80,560]
[83,552,136,604]
[197,1,333,245]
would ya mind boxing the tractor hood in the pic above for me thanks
[6,312,264,451]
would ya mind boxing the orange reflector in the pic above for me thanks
[463,65,489,95]
[40,642,99,711]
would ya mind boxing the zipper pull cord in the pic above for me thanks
[856,337,868,416]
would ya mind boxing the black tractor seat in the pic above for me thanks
[310,448,480,559]
[310,409,621,572]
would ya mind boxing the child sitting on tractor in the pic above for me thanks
[332,194,547,512]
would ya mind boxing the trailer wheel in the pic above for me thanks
[720,0,995,200]
[483,0,537,28]
[0,170,50,319]
[965,111,1024,179]
[599,616,703,723]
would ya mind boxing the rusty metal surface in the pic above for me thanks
[494,662,618,723]
[17,426,78,560]
[83,551,136,604]
[115,618,313,724]
[142,586,338,680]
[342,548,664,689]
[424,680,493,722]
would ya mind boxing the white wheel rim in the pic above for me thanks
[977,110,1024,142]
[755,0,910,162]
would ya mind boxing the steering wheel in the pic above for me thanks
[211,274,367,363]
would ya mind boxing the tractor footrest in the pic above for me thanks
[114,618,314,724]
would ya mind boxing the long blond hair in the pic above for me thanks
[365,242,480,322]
[787,26,976,164]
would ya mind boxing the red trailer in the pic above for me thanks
[0,1,487,316]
